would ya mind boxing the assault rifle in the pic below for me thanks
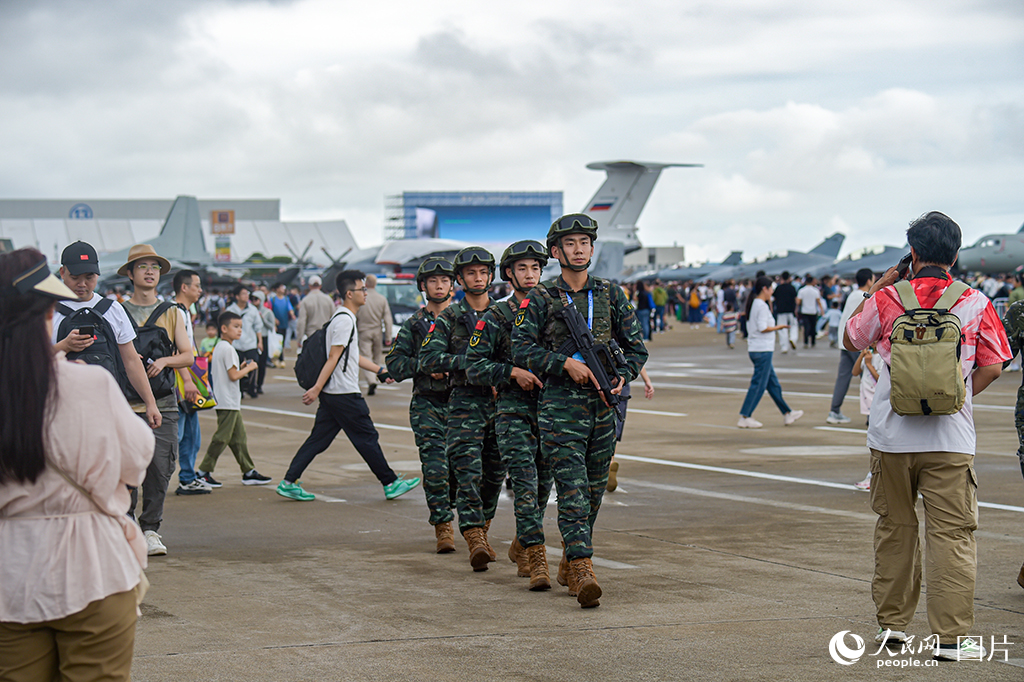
[554,300,629,423]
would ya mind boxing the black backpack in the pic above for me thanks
[56,298,132,399]
[294,311,354,390]
[125,301,178,401]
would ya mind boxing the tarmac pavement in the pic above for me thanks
[133,322,1024,681]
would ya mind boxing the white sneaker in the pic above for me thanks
[875,627,907,644]
[826,411,851,425]
[934,637,986,661]
[854,473,872,491]
[783,409,804,426]
[145,530,167,556]
[737,416,763,428]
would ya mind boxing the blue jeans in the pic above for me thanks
[654,305,666,331]
[740,351,791,417]
[178,407,201,485]
[637,309,652,340]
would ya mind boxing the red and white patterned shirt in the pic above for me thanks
[845,273,1010,454]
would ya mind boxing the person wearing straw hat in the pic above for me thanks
[119,244,196,556]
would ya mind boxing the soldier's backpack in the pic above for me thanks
[294,310,354,390]
[126,301,179,401]
[888,280,969,416]
[56,299,132,399]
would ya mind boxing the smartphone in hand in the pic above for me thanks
[896,252,913,278]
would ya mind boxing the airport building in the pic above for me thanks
[0,198,358,265]
[623,246,686,273]
[384,191,563,242]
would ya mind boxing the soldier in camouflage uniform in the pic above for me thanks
[512,214,648,607]
[1002,300,1024,590]
[420,247,505,571]
[465,240,551,590]
[385,258,458,553]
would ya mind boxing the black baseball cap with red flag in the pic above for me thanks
[61,241,100,276]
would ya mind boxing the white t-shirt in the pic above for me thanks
[839,289,868,336]
[210,339,242,411]
[52,293,136,345]
[796,285,823,315]
[746,298,776,352]
[324,308,360,395]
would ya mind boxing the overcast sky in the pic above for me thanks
[1,0,1022,262]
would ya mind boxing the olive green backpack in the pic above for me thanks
[888,280,969,416]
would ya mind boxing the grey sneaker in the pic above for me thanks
[826,411,852,425]
[175,479,212,495]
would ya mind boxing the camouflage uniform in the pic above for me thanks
[512,275,647,561]
[466,297,552,548]
[420,298,505,534]
[385,307,454,525]
[1003,301,1024,478]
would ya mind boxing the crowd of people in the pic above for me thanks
[2,209,1022,677]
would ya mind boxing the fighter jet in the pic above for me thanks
[649,251,744,282]
[703,233,845,282]
[807,244,908,280]
[956,222,1024,274]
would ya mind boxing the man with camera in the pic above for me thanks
[844,211,1011,660]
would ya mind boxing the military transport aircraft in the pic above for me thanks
[956,222,1024,274]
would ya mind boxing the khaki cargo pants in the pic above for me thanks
[869,449,979,644]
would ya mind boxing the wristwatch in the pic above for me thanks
[862,292,871,299]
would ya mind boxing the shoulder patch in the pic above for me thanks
[421,321,436,347]
[475,319,486,331]
[469,327,483,347]
[519,298,530,309]
[515,309,526,326]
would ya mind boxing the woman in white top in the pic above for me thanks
[0,248,154,682]
[738,276,804,428]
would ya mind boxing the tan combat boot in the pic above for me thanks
[557,542,574,595]
[434,522,455,554]
[606,459,619,492]
[570,557,602,608]
[482,519,497,562]
[508,537,531,577]
[526,544,551,591]
[463,527,490,572]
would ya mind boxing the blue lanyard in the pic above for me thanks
[561,289,593,330]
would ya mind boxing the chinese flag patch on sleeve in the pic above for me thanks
[519,298,530,309]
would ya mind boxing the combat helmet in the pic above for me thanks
[452,246,495,295]
[546,213,598,271]
[416,257,454,303]
[499,240,548,290]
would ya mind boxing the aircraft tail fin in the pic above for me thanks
[583,161,700,251]
[1018,222,1024,234]
[722,250,743,266]
[150,196,210,264]
[808,233,845,259]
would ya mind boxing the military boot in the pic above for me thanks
[508,537,530,577]
[570,557,602,608]
[463,527,490,571]
[482,519,497,562]
[434,522,455,554]
[606,459,619,492]
[526,544,551,591]
[557,542,574,595]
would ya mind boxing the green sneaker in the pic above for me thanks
[277,480,315,501]
[384,475,421,500]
